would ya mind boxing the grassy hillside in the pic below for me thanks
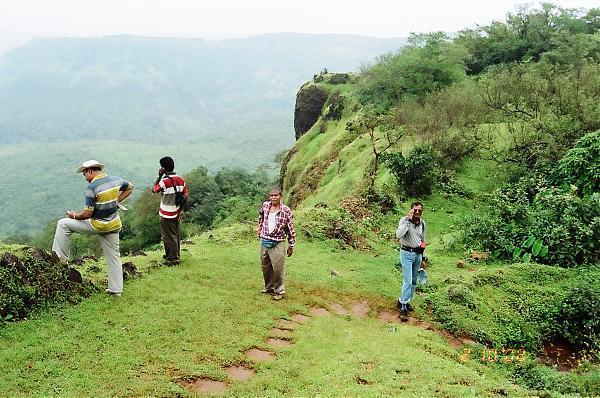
[1,234,532,397]
[3,221,599,396]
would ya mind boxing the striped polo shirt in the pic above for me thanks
[153,173,188,219]
[84,173,131,233]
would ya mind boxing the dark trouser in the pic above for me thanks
[260,241,285,294]
[160,217,180,261]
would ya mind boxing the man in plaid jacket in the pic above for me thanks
[257,187,296,300]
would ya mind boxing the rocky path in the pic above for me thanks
[178,299,473,395]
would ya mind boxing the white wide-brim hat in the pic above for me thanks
[76,160,105,173]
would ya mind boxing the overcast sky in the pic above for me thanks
[0,0,597,41]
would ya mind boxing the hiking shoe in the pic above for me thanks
[261,289,274,295]
[399,308,408,322]
[397,301,413,312]
[272,294,284,301]
[105,289,121,297]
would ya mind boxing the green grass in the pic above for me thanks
[0,233,531,397]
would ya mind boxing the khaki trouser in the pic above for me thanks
[52,218,123,293]
[160,217,180,261]
[260,241,285,295]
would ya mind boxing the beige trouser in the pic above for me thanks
[260,241,285,295]
[52,218,123,293]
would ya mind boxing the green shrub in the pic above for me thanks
[511,359,600,396]
[296,207,352,244]
[552,130,600,196]
[459,171,600,266]
[383,145,437,197]
[0,248,96,320]
[555,273,600,352]
[447,284,478,310]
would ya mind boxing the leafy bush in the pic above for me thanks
[531,188,600,266]
[459,141,600,266]
[0,248,96,320]
[296,207,353,244]
[512,358,600,396]
[389,81,488,164]
[555,273,600,352]
[383,145,437,197]
[479,62,600,169]
[552,130,600,195]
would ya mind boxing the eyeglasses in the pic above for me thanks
[413,208,423,213]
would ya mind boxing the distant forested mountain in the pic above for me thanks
[0,34,406,144]
[0,33,406,236]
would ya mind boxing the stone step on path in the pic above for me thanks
[269,327,292,337]
[177,378,228,395]
[266,338,293,348]
[244,348,275,362]
[226,365,256,381]
[309,307,330,317]
[180,299,472,395]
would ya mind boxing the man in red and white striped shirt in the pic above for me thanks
[153,156,189,265]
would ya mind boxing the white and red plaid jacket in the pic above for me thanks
[258,201,296,247]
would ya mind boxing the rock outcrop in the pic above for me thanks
[294,85,328,140]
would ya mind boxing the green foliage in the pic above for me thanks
[459,140,600,266]
[185,166,225,229]
[555,273,600,351]
[383,145,437,197]
[390,80,488,165]
[296,207,353,244]
[126,188,162,250]
[512,235,548,263]
[422,263,600,360]
[359,32,466,111]
[0,248,96,320]
[479,62,600,168]
[512,358,600,396]
[552,130,600,195]
[457,4,600,74]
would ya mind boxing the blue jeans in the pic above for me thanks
[399,249,422,306]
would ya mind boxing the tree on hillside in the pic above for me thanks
[347,107,403,195]
[457,4,600,74]
[359,32,466,111]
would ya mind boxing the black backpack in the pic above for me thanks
[166,176,190,211]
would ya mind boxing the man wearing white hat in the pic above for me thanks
[52,160,133,295]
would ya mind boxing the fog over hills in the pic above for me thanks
[0,33,406,236]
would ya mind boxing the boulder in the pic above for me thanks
[294,85,328,140]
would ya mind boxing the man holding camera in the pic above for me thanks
[396,201,426,321]
[153,156,188,266]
